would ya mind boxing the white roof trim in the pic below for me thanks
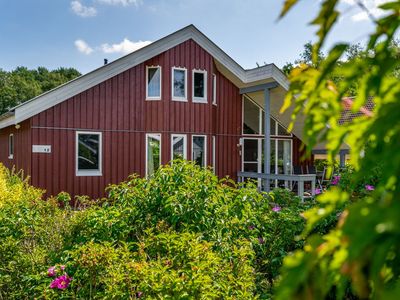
[0,24,289,129]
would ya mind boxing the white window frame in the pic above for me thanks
[192,69,208,103]
[76,131,102,177]
[212,135,216,173]
[146,66,162,101]
[171,134,187,161]
[171,67,188,102]
[212,73,217,106]
[8,134,14,159]
[145,133,162,177]
[242,95,292,137]
[191,135,207,167]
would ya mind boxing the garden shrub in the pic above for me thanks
[0,161,314,298]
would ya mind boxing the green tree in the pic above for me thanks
[276,0,400,299]
[0,66,81,115]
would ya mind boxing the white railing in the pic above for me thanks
[237,171,316,201]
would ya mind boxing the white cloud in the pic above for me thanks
[100,38,152,55]
[341,0,392,22]
[97,0,142,6]
[71,1,97,17]
[74,39,94,55]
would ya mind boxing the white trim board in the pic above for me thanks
[0,25,289,129]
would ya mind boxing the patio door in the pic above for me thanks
[242,138,292,189]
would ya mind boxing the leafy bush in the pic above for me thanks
[0,161,315,298]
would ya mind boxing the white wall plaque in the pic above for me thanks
[32,145,52,153]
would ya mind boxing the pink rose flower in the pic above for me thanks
[365,185,375,191]
[50,275,72,289]
[47,266,56,277]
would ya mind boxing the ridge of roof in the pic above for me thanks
[0,24,288,129]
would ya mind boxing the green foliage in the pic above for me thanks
[0,165,74,299]
[277,0,400,298]
[0,161,313,298]
[0,66,81,114]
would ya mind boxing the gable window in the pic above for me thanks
[192,135,206,167]
[243,96,292,136]
[243,96,260,134]
[171,134,187,160]
[193,70,207,103]
[146,66,161,100]
[8,134,14,159]
[146,134,161,176]
[212,73,217,105]
[172,67,187,101]
[76,131,102,176]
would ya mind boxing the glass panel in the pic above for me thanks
[243,98,260,134]
[147,135,161,175]
[194,72,205,98]
[277,123,290,136]
[172,136,185,160]
[9,135,14,157]
[147,67,161,98]
[78,134,100,170]
[261,139,276,174]
[277,140,292,174]
[261,114,277,135]
[192,136,206,167]
[173,69,185,98]
[244,162,258,172]
[243,139,258,162]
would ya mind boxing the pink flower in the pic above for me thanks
[50,275,72,289]
[258,237,265,244]
[47,266,56,277]
[314,188,322,195]
[331,176,341,185]
[60,265,65,271]
[272,206,281,212]
[365,185,375,191]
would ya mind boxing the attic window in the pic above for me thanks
[193,70,207,103]
[146,66,161,100]
[172,67,187,101]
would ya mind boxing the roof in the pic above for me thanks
[340,96,374,124]
[0,24,289,129]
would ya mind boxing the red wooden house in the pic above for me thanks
[0,25,311,199]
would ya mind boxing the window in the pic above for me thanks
[243,96,292,136]
[192,70,207,103]
[212,135,216,173]
[76,132,102,176]
[8,134,14,159]
[146,134,161,176]
[192,135,207,167]
[212,74,217,105]
[243,96,260,134]
[242,137,292,188]
[146,66,161,100]
[171,134,187,160]
[172,67,187,101]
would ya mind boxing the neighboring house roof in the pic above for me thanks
[340,96,374,124]
[0,24,289,129]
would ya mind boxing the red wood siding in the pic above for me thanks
[0,120,31,178]
[0,39,308,199]
[24,39,241,198]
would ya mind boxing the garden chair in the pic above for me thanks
[320,166,334,189]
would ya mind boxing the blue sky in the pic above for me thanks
[0,0,385,74]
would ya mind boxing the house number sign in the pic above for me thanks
[32,145,52,153]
